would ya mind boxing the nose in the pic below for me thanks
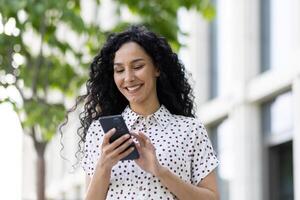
[124,69,135,82]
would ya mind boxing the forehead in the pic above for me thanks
[114,42,150,62]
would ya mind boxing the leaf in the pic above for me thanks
[201,3,216,20]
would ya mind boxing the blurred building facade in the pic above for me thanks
[180,0,300,200]
[22,0,300,199]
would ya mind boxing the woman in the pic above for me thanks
[79,25,219,199]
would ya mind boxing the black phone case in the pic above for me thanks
[99,115,139,161]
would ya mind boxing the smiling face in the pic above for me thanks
[113,42,160,109]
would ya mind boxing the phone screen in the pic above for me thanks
[99,115,139,160]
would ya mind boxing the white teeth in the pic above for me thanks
[127,85,141,91]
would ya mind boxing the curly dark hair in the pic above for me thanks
[60,25,195,164]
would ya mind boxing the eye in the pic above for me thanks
[133,64,144,70]
[114,68,124,73]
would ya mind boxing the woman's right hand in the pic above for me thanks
[95,128,134,172]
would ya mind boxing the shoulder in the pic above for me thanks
[88,119,101,132]
[85,119,104,142]
[171,114,207,137]
[172,114,205,129]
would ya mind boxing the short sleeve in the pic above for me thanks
[81,120,103,177]
[190,121,219,185]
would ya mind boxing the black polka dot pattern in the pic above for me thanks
[81,105,219,199]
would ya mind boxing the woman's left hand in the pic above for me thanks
[131,132,165,177]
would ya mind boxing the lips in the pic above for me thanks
[125,84,143,93]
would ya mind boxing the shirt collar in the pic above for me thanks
[121,105,140,130]
[121,104,172,130]
[152,105,172,129]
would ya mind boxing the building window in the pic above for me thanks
[260,0,295,72]
[210,118,232,200]
[209,0,218,99]
[268,141,294,200]
[261,92,293,144]
[261,92,294,200]
[260,0,270,72]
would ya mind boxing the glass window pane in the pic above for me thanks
[210,119,233,200]
[260,0,270,72]
[261,92,293,135]
[260,0,295,72]
[268,141,294,200]
[209,0,219,99]
[209,21,218,99]
[270,0,295,70]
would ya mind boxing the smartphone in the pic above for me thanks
[99,115,139,161]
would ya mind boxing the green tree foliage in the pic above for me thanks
[0,0,92,142]
[0,0,214,199]
[115,0,215,50]
[0,1,99,199]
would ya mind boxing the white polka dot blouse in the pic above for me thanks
[82,105,219,199]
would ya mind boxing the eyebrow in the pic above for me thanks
[113,58,145,66]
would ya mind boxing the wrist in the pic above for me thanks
[154,165,168,179]
[95,162,112,177]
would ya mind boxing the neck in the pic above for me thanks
[130,99,160,116]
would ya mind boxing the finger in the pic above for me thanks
[137,132,155,150]
[138,132,153,146]
[111,138,134,156]
[102,128,116,146]
[117,146,135,160]
[135,143,142,155]
[138,131,150,140]
[131,132,145,147]
[145,139,156,151]
[109,133,131,150]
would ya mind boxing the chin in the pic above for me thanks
[127,96,144,105]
